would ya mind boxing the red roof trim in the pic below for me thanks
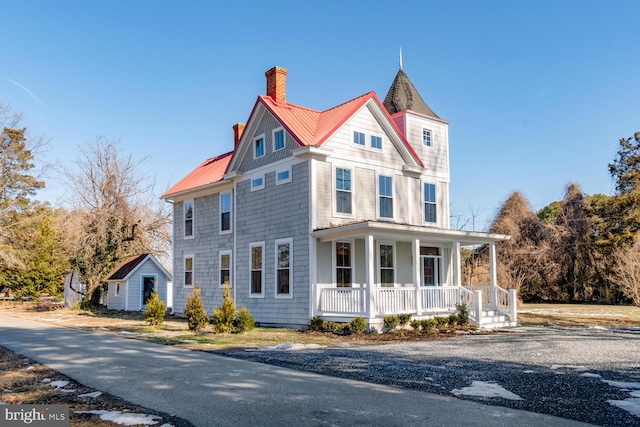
[313,92,374,146]
[257,96,311,147]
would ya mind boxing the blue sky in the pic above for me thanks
[2,1,639,230]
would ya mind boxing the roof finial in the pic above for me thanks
[399,47,403,70]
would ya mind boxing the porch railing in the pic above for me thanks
[318,287,366,314]
[420,286,460,312]
[374,288,416,314]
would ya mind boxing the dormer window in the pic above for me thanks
[423,129,432,147]
[273,128,285,151]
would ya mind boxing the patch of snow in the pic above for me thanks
[118,331,149,337]
[603,380,640,390]
[75,410,162,426]
[78,391,103,398]
[25,366,35,371]
[42,378,51,383]
[159,424,174,427]
[99,327,109,330]
[247,342,325,352]
[3,389,13,393]
[451,381,523,401]
[608,398,640,418]
[49,381,69,389]
[523,370,536,374]
[178,340,198,344]
[58,389,76,393]
[580,372,602,378]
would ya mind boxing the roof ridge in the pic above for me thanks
[321,91,374,113]
[258,95,321,114]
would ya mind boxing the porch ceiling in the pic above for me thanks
[312,221,510,246]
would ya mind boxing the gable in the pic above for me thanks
[105,254,172,282]
[321,100,422,168]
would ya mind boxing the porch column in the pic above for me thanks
[365,234,376,322]
[454,240,462,287]
[489,242,498,310]
[413,238,422,315]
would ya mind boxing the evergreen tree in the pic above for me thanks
[184,286,208,332]
[213,283,237,333]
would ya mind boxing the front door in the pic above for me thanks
[141,276,155,307]
[422,256,440,286]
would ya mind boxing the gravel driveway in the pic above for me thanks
[216,327,640,426]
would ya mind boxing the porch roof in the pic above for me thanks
[312,221,510,246]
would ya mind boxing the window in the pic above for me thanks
[276,167,291,185]
[115,283,121,296]
[184,255,194,287]
[424,183,437,223]
[371,135,382,150]
[335,167,352,214]
[254,135,265,158]
[250,243,264,296]
[353,131,365,146]
[251,175,265,191]
[275,239,292,296]
[273,128,285,151]
[379,243,394,287]
[423,129,432,147]
[184,200,194,238]
[220,192,232,232]
[336,242,352,287]
[379,175,393,218]
[220,251,231,287]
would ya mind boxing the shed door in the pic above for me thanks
[142,276,155,307]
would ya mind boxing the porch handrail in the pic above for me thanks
[458,286,479,324]
[463,285,490,306]
[318,287,366,314]
[374,287,416,314]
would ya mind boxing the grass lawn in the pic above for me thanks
[518,303,640,327]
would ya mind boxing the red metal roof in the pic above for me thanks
[163,90,424,198]
[161,151,233,198]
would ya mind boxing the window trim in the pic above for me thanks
[274,238,293,298]
[353,130,365,146]
[276,166,292,185]
[423,182,437,224]
[251,174,265,191]
[334,166,354,218]
[423,128,433,147]
[333,240,354,288]
[249,242,265,298]
[184,199,194,239]
[220,191,232,234]
[377,241,396,288]
[183,254,194,288]
[272,127,286,152]
[370,134,383,150]
[219,250,232,288]
[377,173,394,220]
[140,274,157,308]
[253,133,266,159]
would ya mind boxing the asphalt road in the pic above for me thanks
[0,314,597,427]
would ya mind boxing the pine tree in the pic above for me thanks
[184,286,208,332]
[144,291,167,326]
[213,282,236,333]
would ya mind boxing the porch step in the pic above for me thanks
[477,309,516,329]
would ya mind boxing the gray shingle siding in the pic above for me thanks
[173,193,234,316]
[238,113,298,173]
[234,161,310,326]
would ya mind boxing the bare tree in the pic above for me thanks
[63,137,171,303]
[612,234,640,306]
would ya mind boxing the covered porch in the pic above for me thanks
[310,221,516,329]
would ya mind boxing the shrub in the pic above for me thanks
[383,315,399,330]
[144,291,166,326]
[433,316,448,328]
[213,283,236,333]
[456,303,470,325]
[234,307,256,333]
[447,314,459,327]
[184,286,209,332]
[323,321,341,333]
[350,317,367,333]
[410,319,422,330]
[397,313,411,326]
[309,316,324,331]
[421,318,436,332]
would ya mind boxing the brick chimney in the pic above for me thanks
[265,66,288,103]
[233,123,245,149]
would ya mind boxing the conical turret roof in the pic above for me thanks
[383,69,439,119]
